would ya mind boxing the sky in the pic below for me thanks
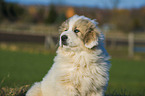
[5,0,145,9]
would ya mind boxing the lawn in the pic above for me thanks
[0,49,55,87]
[0,49,145,95]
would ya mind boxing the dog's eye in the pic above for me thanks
[74,29,80,33]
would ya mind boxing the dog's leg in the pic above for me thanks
[89,89,104,96]
[95,89,104,96]
[58,84,80,96]
[90,92,104,96]
[26,82,42,96]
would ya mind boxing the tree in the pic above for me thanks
[45,4,58,24]
[110,0,121,9]
[0,0,24,22]
[0,0,7,21]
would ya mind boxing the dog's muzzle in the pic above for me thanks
[61,35,68,45]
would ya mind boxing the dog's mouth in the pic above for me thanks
[62,44,78,49]
[62,41,68,46]
[62,45,70,49]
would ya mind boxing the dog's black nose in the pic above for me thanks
[61,35,68,41]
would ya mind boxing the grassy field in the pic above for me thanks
[0,49,145,95]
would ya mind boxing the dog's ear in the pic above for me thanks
[84,25,100,49]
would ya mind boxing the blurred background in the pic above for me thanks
[0,0,145,95]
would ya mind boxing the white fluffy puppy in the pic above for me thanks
[26,15,111,96]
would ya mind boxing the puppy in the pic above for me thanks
[26,15,111,96]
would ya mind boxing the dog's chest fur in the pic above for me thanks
[53,48,109,95]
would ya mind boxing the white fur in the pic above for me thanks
[26,15,110,96]
[85,39,98,48]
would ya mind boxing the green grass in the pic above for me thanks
[0,49,55,87]
[107,58,145,95]
[0,49,145,95]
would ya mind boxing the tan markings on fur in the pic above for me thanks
[73,19,100,46]
[59,19,69,33]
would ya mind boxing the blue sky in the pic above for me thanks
[5,0,145,9]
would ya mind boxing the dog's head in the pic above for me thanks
[59,15,100,50]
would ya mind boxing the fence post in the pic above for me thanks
[128,32,134,58]
[45,36,55,50]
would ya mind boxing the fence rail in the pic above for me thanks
[0,31,145,49]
